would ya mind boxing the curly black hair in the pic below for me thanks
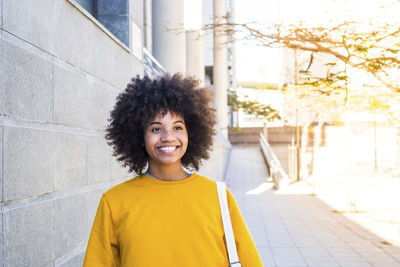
[105,73,216,175]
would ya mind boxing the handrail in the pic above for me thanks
[143,48,166,78]
[259,133,291,190]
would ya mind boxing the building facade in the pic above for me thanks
[0,0,230,266]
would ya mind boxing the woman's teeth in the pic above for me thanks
[158,146,177,152]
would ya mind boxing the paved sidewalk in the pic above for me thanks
[225,145,400,267]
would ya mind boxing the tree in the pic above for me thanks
[204,4,400,181]
[212,20,400,93]
[228,90,281,125]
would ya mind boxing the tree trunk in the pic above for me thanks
[312,118,323,176]
[394,127,400,178]
[300,124,310,179]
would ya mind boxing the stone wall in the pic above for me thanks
[0,0,143,266]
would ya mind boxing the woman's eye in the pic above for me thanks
[151,127,160,133]
[174,126,183,131]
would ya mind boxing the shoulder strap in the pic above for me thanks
[216,182,241,266]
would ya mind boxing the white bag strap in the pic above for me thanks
[216,182,241,266]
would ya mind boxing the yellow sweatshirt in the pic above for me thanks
[83,173,264,267]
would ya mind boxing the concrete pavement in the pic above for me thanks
[225,145,400,267]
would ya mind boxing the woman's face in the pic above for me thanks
[144,111,188,168]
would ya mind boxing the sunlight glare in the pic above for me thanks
[246,182,274,195]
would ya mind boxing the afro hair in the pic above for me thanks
[105,73,216,175]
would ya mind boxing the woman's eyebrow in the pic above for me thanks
[148,120,184,126]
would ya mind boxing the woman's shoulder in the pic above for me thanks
[103,174,146,198]
[194,173,217,184]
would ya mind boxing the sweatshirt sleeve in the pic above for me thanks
[83,194,120,267]
[227,189,264,267]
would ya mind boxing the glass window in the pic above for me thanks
[75,0,95,16]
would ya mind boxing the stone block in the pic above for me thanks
[87,188,108,233]
[1,32,53,122]
[2,0,57,54]
[59,252,85,267]
[3,127,54,201]
[54,58,117,130]
[54,132,87,191]
[0,208,2,265]
[87,136,111,184]
[55,0,90,71]
[130,56,145,79]
[55,193,88,259]
[3,202,54,266]
[113,48,136,89]
[97,15,129,46]
[86,24,117,85]
[53,60,87,128]
[0,126,3,202]
[87,78,119,131]
[0,31,4,116]
[110,156,133,181]
[97,0,128,15]
[0,0,2,28]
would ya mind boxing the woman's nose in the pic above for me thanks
[161,129,176,142]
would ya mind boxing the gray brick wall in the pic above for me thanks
[0,0,143,266]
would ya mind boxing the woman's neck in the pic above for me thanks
[146,162,190,181]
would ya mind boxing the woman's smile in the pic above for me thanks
[157,145,181,153]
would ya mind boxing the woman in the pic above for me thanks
[83,74,263,266]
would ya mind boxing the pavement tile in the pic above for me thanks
[391,253,400,262]
[268,240,297,248]
[258,247,275,267]
[322,241,352,248]
[270,247,305,261]
[335,261,373,267]
[255,238,270,247]
[307,261,341,267]
[299,247,332,258]
[275,260,308,267]
[367,262,400,267]
[293,238,322,248]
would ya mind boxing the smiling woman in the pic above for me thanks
[83,73,263,266]
[104,73,216,175]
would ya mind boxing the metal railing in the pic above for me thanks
[143,47,165,78]
[259,132,291,190]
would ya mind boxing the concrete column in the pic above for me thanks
[152,0,186,73]
[213,0,228,138]
[186,31,205,85]
[229,0,238,127]
[185,0,205,85]
[144,0,152,52]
